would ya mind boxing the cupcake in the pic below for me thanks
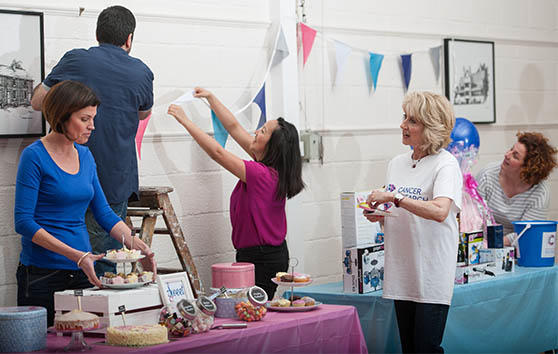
[293,275,309,282]
[292,299,305,307]
[275,272,288,281]
[277,299,291,307]
[280,274,294,282]
[301,296,315,306]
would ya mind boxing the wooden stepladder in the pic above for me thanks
[126,186,202,295]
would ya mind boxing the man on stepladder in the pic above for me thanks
[31,5,154,276]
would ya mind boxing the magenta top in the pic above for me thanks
[230,160,286,249]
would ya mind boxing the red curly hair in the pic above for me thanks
[517,131,558,185]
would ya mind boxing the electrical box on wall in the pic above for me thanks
[300,131,322,162]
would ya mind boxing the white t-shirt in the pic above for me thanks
[383,149,462,305]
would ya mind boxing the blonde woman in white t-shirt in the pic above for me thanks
[365,91,462,353]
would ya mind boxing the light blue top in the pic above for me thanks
[14,140,121,270]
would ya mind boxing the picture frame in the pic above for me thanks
[0,10,45,137]
[444,39,496,124]
[156,272,195,313]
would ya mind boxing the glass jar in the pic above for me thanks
[234,286,268,321]
[177,296,216,333]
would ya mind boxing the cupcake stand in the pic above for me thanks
[268,258,322,312]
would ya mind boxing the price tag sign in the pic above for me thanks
[118,305,127,326]
[74,290,83,310]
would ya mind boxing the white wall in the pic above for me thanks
[1,0,557,305]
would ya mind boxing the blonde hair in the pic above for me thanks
[402,91,455,155]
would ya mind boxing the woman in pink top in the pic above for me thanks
[168,87,304,298]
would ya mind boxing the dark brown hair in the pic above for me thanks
[517,131,558,185]
[42,81,100,135]
[259,118,305,200]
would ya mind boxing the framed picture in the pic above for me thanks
[0,10,45,137]
[156,272,195,313]
[444,39,495,124]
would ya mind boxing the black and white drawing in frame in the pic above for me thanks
[0,10,45,137]
[444,39,495,124]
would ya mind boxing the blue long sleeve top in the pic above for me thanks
[14,140,121,270]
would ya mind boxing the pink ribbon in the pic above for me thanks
[463,173,495,224]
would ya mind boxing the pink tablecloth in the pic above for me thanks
[40,304,367,353]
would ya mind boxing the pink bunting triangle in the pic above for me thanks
[300,23,317,66]
[135,113,151,160]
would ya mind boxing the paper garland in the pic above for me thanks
[333,40,352,87]
[211,110,228,148]
[368,52,384,91]
[253,85,266,130]
[300,23,317,66]
[401,54,412,91]
[135,113,151,160]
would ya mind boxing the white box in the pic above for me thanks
[479,247,515,273]
[54,284,163,332]
[340,192,381,248]
[343,244,384,294]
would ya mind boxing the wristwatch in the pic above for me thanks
[393,193,405,208]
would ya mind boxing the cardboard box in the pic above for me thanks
[479,247,515,273]
[340,192,381,248]
[343,244,384,294]
[457,230,484,265]
[455,264,500,284]
[54,284,163,332]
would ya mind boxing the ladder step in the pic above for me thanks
[131,227,170,235]
[127,209,163,217]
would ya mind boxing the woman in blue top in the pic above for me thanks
[14,80,156,326]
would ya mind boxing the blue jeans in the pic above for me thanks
[17,263,92,327]
[86,200,127,277]
[394,299,450,353]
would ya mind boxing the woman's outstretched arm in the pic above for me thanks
[168,104,246,182]
[194,87,254,158]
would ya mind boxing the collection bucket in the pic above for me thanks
[512,220,556,267]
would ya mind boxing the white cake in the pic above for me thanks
[54,309,99,330]
[106,324,168,346]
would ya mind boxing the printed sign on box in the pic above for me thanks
[340,192,381,248]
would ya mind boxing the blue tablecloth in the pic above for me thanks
[285,265,558,353]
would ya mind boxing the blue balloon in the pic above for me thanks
[448,117,480,151]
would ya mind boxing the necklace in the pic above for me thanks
[411,155,423,168]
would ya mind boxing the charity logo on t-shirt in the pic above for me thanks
[395,185,429,201]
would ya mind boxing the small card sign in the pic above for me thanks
[74,290,83,296]
[118,305,126,313]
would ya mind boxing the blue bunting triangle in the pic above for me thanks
[401,54,412,91]
[211,110,228,148]
[369,52,384,91]
[253,85,266,130]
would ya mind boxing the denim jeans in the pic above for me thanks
[86,200,127,277]
[17,263,92,327]
[236,240,289,299]
[394,299,450,353]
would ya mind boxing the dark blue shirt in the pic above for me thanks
[14,141,121,270]
[43,44,154,203]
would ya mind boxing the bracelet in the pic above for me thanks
[76,252,91,267]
